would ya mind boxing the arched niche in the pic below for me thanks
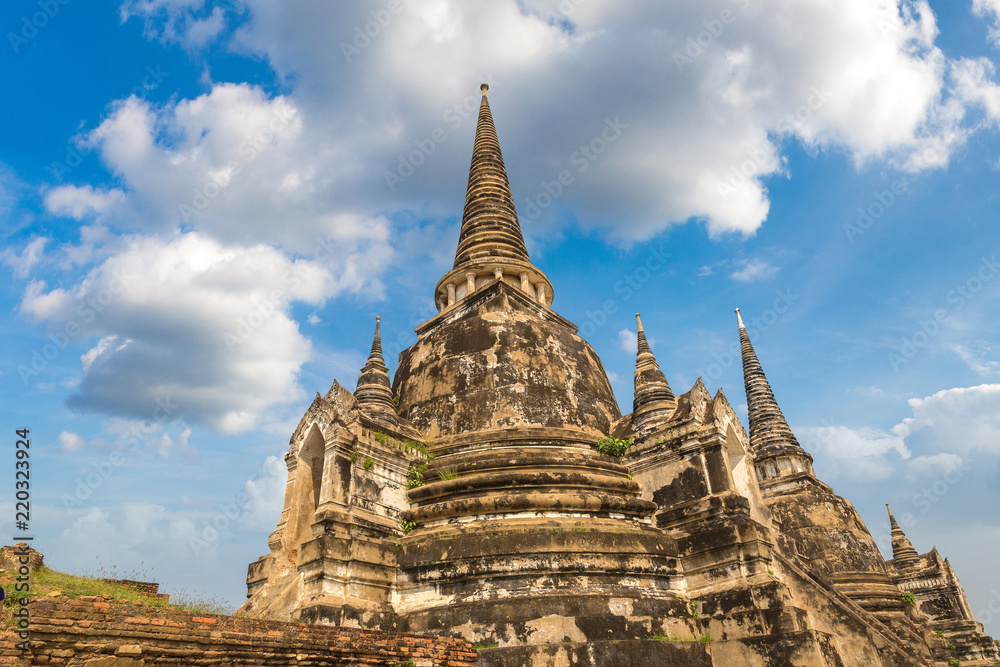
[289,422,326,541]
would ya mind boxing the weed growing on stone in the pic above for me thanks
[596,437,634,457]
[689,600,699,619]
[407,463,428,488]
[472,642,499,649]
[437,466,459,480]
[901,592,916,606]
[401,519,417,533]
[364,457,374,470]
[697,633,714,643]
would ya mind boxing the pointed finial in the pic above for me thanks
[355,315,397,425]
[887,504,919,567]
[632,313,675,430]
[368,315,384,360]
[738,310,808,462]
[885,503,899,529]
[635,313,652,356]
[433,81,554,313]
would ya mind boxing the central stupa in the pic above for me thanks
[239,84,1000,667]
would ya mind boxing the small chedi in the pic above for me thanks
[240,84,1000,666]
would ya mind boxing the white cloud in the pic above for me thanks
[45,185,126,220]
[905,452,965,479]
[69,84,393,265]
[951,57,1000,123]
[618,328,637,354]
[730,259,779,282]
[618,327,656,354]
[952,344,1000,376]
[58,431,86,452]
[113,0,995,241]
[799,425,910,481]
[974,0,1000,48]
[19,232,365,434]
[803,384,1000,482]
[236,455,285,532]
[120,0,230,49]
[1,237,48,279]
[892,384,1000,455]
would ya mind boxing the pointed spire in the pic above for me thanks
[632,313,676,431]
[433,85,554,313]
[452,83,531,270]
[354,316,398,425]
[887,505,920,568]
[636,312,652,355]
[736,308,808,459]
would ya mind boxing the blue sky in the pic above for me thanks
[2,0,1000,633]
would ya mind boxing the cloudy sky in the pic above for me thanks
[2,0,1000,632]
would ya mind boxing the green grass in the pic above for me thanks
[0,563,232,629]
[697,633,714,643]
[437,465,459,480]
[472,642,499,649]
[646,632,681,641]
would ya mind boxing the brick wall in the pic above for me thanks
[2,598,477,666]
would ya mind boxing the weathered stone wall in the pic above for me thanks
[4,598,476,666]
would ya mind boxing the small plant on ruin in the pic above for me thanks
[646,632,680,641]
[350,447,359,463]
[949,659,962,667]
[400,519,417,533]
[945,639,957,650]
[472,642,499,649]
[596,437,634,457]
[392,391,400,408]
[901,592,916,606]
[364,457,374,470]
[373,431,388,445]
[697,633,714,643]
[689,600,699,619]
[407,463,428,488]
[391,660,416,667]
[437,466,459,480]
